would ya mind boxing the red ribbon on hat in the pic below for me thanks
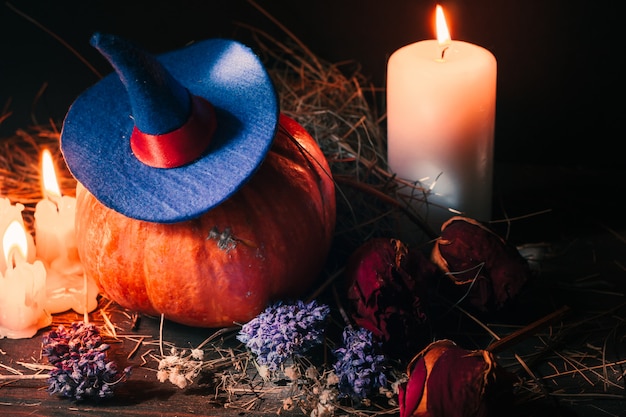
[130,96,216,168]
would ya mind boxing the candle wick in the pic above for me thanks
[46,192,62,209]
[440,46,449,60]
[7,246,23,268]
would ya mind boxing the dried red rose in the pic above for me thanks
[431,216,531,312]
[344,237,436,362]
[398,339,514,417]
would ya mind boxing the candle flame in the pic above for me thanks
[41,149,62,198]
[2,220,28,263]
[436,5,452,45]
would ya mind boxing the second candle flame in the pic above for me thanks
[41,149,62,199]
[436,5,451,46]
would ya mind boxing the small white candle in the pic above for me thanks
[387,5,497,231]
[0,198,36,274]
[0,220,51,339]
[34,149,97,314]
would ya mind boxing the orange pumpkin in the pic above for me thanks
[75,114,336,328]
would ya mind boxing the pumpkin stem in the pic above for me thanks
[207,226,237,251]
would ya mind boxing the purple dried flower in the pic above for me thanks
[237,300,330,371]
[333,327,387,401]
[42,322,103,363]
[42,322,131,401]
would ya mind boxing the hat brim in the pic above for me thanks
[61,39,278,223]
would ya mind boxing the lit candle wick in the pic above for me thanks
[42,149,61,195]
[436,4,452,62]
[41,149,62,203]
[7,249,19,269]
[440,46,449,60]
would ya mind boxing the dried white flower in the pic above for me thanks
[257,364,270,381]
[156,369,169,383]
[305,366,320,380]
[310,387,338,417]
[311,397,335,417]
[325,371,339,386]
[159,355,179,368]
[155,346,204,389]
[285,365,301,381]
[318,388,336,405]
[283,397,294,410]
[191,348,204,360]
[169,371,188,389]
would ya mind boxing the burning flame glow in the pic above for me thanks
[42,149,61,198]
[436,5,452,45]
[3,220,28,263]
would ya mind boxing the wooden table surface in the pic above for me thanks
[1,163,626,417]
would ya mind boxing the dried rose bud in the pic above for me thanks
[398,339,514,417]
[344,237,436,362]
[431,216,531,312]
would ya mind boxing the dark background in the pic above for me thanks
[0,0,622,169]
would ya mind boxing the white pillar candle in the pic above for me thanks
[34,195,78,267]
[34,150,96,314]
[34,149,80,269]
[387,5,497,232]
[0,221,51,339]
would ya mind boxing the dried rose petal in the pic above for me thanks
[431,216,531,311]
[344,237,436,361]
[398,339,514,417]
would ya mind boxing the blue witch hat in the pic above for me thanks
[60,33,279,223]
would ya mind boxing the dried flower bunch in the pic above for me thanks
[41,322,131,401]
[236,298,392,404]
[237,299,330,371]
[156,347,205,389]
[332,326,388,401]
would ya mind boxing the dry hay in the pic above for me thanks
[240,4,439,259]
[0,125,74,232]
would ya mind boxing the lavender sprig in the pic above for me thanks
[237,300,330,371]
[333,327,388,401]
[42,322,102,362]
[42,322,131,401]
